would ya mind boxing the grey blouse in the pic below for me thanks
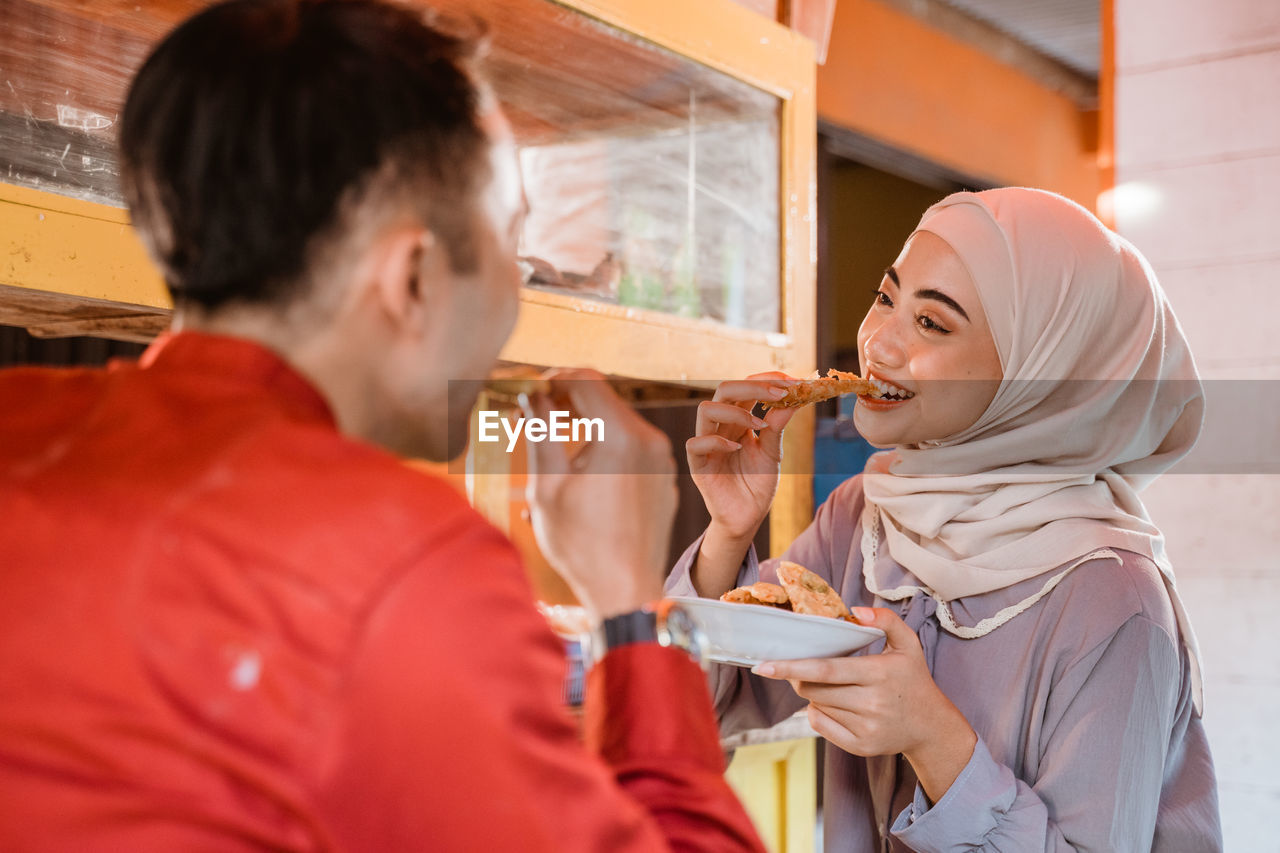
[666,476,1222,852]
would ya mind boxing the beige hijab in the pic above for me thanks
[859,188,1206,712]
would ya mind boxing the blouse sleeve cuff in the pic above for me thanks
[664,532,760,598]
[889,736,1017,851]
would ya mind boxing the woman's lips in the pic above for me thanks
[856,393,912,411]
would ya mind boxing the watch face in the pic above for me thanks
[665,607,695,638]
[661,602,709,668]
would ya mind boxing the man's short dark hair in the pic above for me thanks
[120,0,489,311]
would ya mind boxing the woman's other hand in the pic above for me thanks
[685,373,797,597]
[753,607,978,805]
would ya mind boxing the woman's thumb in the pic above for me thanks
[851,606,919,653]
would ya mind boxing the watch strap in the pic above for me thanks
[586,600,706,669]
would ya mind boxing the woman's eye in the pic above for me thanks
[916,314,952,334]
[871,288,893,308]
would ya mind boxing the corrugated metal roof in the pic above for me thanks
[935,0,1099,78]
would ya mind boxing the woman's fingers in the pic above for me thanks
[756,405,797,460]
[695,400,770,441]
[806,703,884,758]
[686,434,743,461]
[710,378,794,407]
[753,655,873,684]
[795,681,881,712]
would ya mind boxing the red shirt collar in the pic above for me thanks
[138,331,336,427]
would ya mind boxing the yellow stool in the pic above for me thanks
[725,737,817,853]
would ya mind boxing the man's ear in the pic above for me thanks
[367,226,449,335]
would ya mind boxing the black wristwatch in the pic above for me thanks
[586,599,707,669]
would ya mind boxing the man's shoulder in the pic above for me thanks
[0,356,510,590]
[228,425,497,556]
[0,364,114,465]
[0,363,107,410]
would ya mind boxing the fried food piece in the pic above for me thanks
[719,564,859,625]
[763,369,876,410]
[775,561,851,620]
[720,582,790,608]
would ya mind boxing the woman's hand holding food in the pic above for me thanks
[686,373,797,597]
[524,369,678,622]
[753,607,978,805]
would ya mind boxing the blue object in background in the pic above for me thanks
[562,638,584,707]
[813,408,876,509]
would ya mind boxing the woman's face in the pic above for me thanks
[854,230,1003,448]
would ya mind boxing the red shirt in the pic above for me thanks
[0,332,764,852]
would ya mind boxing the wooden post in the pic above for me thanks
[771,404,815,557]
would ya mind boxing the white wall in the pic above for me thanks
[1114,2,1280,849]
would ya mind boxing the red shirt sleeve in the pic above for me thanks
[309,521,766,853]
[584,645,768,852]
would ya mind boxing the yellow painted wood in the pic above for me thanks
[0,182,128,222]
[502,296,804,386]
[780,57,818,363]
[726,737,818,853]
[771,404,815,556]
[0,182,169,310]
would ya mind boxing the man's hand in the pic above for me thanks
[523,369,677,621]
[752,607,977,804]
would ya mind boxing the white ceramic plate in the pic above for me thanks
[673,597,885,667]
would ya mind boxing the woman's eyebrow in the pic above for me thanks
[887,265,972,322]
[915,288,971,322]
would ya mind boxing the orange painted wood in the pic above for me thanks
[817,0,1101,210]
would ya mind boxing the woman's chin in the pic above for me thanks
[852,406,904,449]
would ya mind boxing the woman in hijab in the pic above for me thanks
[667,188,1221,851]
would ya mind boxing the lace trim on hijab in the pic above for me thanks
[859,499,1121,639]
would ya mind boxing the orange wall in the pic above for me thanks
[817,0,1101,210]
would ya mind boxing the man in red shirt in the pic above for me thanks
[0,1,766,850]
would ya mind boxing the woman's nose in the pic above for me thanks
[862,319,905,370]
